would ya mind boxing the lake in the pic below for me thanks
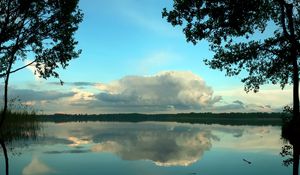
[2,122,292,175]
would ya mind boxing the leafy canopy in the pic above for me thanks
[162,0,300,92]
[0,0,83,80]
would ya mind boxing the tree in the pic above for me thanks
[163,0,299,118]
[163,1,299,174]
[0,0,83,127]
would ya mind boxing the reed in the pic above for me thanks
[0,110,41,143]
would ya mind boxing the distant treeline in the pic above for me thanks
[37,112,290,126]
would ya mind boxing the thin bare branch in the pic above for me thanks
[0,59,36,78]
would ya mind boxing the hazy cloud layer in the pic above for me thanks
[0,86,74,107]
[9,88,75,101]
[0,86,76,112]
[214,87,292,112]
[3,71,289,113]
[213,100,274,113]
[48,81,96,87]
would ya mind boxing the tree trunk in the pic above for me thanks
[292,53,299,121]
[291,30,299,121]
[286,3,300,175]
[293,145,299,175]
[285,4,299,121]
[0,60,13,128]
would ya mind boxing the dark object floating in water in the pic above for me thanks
[243,159,252,164]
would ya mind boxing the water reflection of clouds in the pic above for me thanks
[33,122,282,166]
[67,136,91,147]
[41,122,218,166]
[90,129,214,166]
[211,125,282,153]
[22,156,55,175]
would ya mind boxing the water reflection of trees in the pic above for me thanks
[281,117,300,175]
[0,139,8,175]
[0,112,41,175]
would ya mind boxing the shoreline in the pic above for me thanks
[37,112,288,126]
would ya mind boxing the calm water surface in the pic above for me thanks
[3,122,292,175]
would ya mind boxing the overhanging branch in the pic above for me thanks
[0,59,36,78]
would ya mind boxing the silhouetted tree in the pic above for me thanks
[163,2,299,173]
[0,0,83,127]
[162,0,299,119]
[281,106,300,175]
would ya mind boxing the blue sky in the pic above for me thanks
[6,0,292,114]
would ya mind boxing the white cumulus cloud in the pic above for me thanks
[90,71,221,113]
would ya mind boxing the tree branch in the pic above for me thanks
[279,0,290,37]
[0,59,36,78]
[261,47,281,57]
[285,3,295,40]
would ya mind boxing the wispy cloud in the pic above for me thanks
[137,51,182,74]
[113,0,180,36]
[5,87,75,102]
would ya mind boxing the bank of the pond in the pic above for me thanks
[0,111,41,143]
[37,112,288,126]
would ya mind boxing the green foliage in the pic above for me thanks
[0,0,83,80]
[162,0,300,92]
